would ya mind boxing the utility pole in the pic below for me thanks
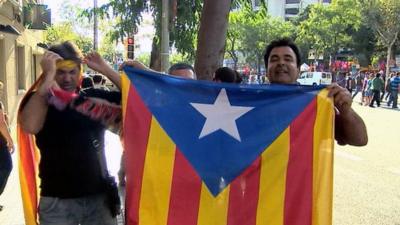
[160,0,170,72]
[93,0,98,51]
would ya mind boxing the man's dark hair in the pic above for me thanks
[168,63,196,78]
[264,38,301,69]
[48,41,83,66]
[376,73,381,78]
[214,67,238,83]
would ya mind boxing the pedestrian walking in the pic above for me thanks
[369,73,384,108]
[0,81,14,211]
[387,72,400,108]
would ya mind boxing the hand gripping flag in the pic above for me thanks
[122,67,334,225]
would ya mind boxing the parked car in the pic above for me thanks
[297,71,332,85]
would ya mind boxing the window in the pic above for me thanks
[16,45,26,91]
[306,73,313,78]
[322,73,327,78]
[323,0,331,3]
[285,8,299,15]
[286,0,300,3]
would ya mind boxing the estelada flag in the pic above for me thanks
[121,67,334,225]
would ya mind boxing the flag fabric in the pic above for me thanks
[121,67,334,225]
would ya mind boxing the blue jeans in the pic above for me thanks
[39,194,117,225]
[388,90,399,108]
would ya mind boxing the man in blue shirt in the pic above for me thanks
[388,72,400,109]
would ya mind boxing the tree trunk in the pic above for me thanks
[150,37,161,71]
[386,44,392,78]
[385,32,398,78]
[194,0,232,80]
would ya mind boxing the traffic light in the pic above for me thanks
[127,37,134,59]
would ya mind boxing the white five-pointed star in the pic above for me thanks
[190,88,254,141]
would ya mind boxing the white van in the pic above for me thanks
[297,72,332,85]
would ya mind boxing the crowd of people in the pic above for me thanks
[0,38,370,224]
[345,71,400,109]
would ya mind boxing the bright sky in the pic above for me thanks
[43,0,109,22]
[43,0,155,54]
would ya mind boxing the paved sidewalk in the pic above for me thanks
[0,153,24,225]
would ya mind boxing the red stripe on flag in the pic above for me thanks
[125,85,152,225]
[284,99,317,225]
[167,149,202,225]
[227,157,261,225]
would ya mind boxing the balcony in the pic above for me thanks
[23,3,51,30]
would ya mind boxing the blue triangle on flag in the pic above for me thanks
[124,67,324,196]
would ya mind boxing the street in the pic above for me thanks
[333,102,400,225]
[0,101,399,225]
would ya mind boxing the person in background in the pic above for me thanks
[213,67,241,83]
[387,72,400,109]
[369,73,384,108]
[0,81,14,211]
[167,63,197,80]
[352,72,363,100]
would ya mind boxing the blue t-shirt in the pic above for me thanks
[390,76,400,91]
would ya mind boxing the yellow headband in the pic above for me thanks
[56,60,79,70]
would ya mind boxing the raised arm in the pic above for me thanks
[327,83,368,146]
[83,52,121,89]
[19,52,62,134]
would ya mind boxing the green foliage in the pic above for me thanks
[82,0,202,61]
[44,22,93,54]
[349,23,377,66]
[170,52,193,65]
[81,0,146,42]
[297,0,362,60]
[136,53,151,67]
[360,0,400,46]
[226,5,295,71]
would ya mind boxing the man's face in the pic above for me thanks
[55,66,81,92]
[170,69,195,80]
[267,46,300,84]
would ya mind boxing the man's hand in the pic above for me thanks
[119,60,148,71]
[40,51,63,77]
[83,52,111,75]
[6,141,14,154]
[38,51,63,97]
[327,83,352,115]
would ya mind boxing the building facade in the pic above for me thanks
[262,0,331,20]
[0,0,46,124]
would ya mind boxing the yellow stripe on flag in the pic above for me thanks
[312,89,334,225]
[197,184,230,225]
[121,73,130,120]
[138,117,176,225]
[19,163,37,225]
[256,128,290,225]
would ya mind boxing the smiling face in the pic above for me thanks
[267,46,300,84]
